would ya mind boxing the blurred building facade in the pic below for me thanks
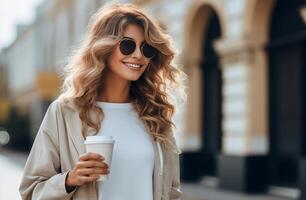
[0,0,104,140]
[0,0,305,199]
[178,0,305,199]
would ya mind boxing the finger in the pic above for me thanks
[79,175,100,182]
[79,152,104,161]
[77,168,109,176]
[77,161,108,169]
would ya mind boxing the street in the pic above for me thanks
[0,149,295,200]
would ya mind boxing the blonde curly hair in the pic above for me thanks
[59,3,187,153]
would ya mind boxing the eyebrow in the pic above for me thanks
[123,36,145,43]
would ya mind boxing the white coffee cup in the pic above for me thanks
[84,135,115,181]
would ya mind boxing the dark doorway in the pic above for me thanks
[200,11,222,177]
[267,0,306,188]
[181,9,222,182]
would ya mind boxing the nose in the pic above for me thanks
[131,45,142,59]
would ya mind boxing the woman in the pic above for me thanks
[19,3,186,200]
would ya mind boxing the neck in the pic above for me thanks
[97,71,131,103]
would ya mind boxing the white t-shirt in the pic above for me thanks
[96,102,154,200]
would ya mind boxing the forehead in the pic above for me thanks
[122,24,145,43]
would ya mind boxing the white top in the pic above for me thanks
[96,102,154,200]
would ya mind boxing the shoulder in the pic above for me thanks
[170,135,182,155]
[162,133,182,156]
[41,98,78,128]
[48,97,78,114]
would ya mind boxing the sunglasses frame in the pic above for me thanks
[119,37,157,59]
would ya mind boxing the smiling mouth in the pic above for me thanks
[122,61,143,70]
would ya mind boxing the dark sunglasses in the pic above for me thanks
[119,37,158,59]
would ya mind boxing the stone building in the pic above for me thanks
[173,0,305,199]
[0,0,305,199]
[136,1,305,198]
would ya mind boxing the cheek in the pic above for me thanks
[108,49,124,66]
[113,49,125,62]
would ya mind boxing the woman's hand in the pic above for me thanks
[65,152,109,191]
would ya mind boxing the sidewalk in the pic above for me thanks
[181,182,295,200]
[0,148,27,200]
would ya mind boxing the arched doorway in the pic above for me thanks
[201,11,222,178]
[181,0,226,182]
[267,0,306,189]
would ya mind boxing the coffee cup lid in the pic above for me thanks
[84,135,115,144]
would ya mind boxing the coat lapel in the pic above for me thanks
[153,140,163,200]
[63,107,86,157]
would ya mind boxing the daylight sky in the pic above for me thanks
[0,0,45,50]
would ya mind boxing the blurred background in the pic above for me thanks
[0,0,305,199]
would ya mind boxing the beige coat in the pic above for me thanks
[19,99,183,200]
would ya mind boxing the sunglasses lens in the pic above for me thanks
[120,39,136,55]
[142,43,157,58]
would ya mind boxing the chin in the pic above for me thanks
[127,76,141,81]
[121,72,144,81]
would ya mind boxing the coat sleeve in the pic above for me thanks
[19,101,77,200]
[169,135,183,200]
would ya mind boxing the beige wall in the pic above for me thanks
[181,0,278,155]
[181,0,227,151]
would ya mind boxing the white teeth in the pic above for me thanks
[125,63,141,68]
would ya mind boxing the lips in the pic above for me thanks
[122,61,143,70]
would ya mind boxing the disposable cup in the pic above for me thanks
[84,135,115,181]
